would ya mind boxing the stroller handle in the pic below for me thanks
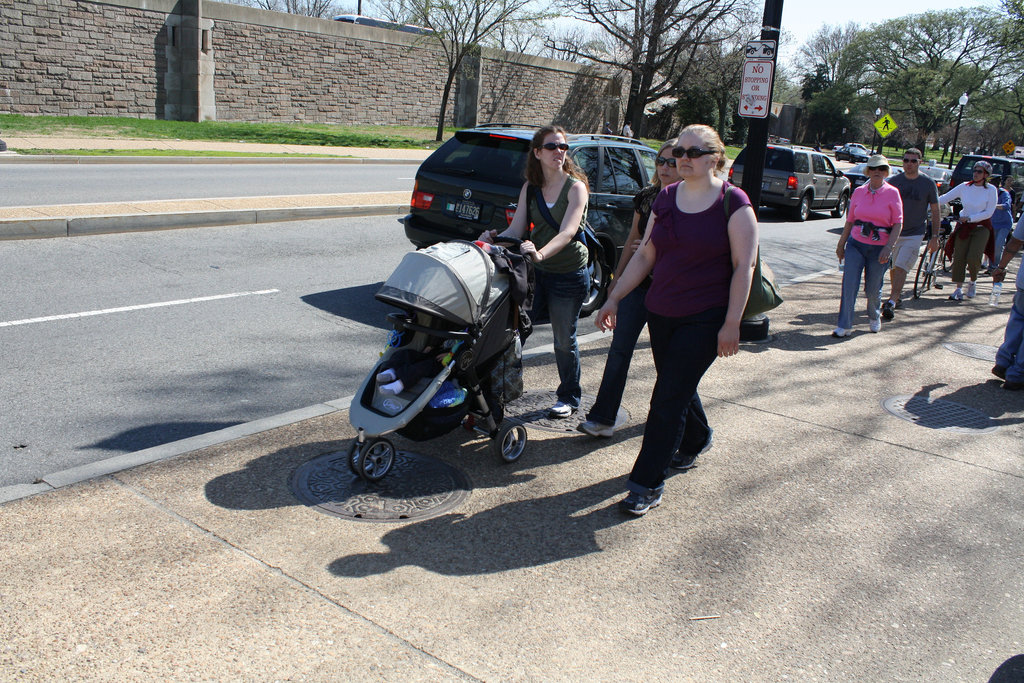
[387,312,474,340]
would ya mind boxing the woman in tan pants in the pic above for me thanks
[938,160,998,301]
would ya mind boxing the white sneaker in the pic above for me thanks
[831,327,852,338]
[577,420,614,437]
[548,401,577,418]
[966,282,977,298]
[869,318,881,333]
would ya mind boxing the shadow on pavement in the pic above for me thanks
[327,476,629,576]
[89,421,243,452]
[301,283,393,329]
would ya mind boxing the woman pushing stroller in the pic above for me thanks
[478,125,590,419]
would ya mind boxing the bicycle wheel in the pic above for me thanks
[913,247,938,299]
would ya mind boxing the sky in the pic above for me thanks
[777,0,1001,64]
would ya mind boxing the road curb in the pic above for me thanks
[1,204,409,240]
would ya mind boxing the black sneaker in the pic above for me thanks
[670,431,713,471]
[993,365,1008,380]
[618,491,662,516]
[881,300,895,320]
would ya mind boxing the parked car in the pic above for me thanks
[835,143,870,163]
[401,124,660,313]
[919,164,952,195]
[949,154,1024,194]
[728,144,851,221]
[843,162,903,191]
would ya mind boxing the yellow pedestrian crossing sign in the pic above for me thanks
[1003,140,1015,155]
[874,114,897,138]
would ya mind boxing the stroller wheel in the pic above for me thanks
[493,421,527,463]
[355,437,396,482]
[347,440,362,475]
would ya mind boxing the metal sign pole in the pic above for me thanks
[738,0,784,213]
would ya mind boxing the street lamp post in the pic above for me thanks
[948,92,969,170]
[872,107,881,154]
[842,107,849,143]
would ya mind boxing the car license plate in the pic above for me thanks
[762,181,771,191]
[453,200,480,221]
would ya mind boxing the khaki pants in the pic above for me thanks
[951,223,990,283]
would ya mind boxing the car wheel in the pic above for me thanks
[831,191,849,218]
[792,193,812,222]
[579,252,610,317]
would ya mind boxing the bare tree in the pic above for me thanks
[794,23,862,90]
[562,0,756,132]
[222,0,343,18]
[373,0,546,140]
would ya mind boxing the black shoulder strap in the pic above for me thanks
[533,185,561,232]
[723,183,733,219]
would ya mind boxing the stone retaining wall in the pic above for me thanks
[0,0,621,130]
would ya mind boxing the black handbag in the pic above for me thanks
[722,184,783,319]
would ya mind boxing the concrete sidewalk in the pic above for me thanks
[2,272,1023,681]
[0,137,428,239]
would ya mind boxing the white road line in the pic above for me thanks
[782,268,838,286]
[0,289,280,328]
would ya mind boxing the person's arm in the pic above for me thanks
[521,181,588,262]
[595,216,656,332]
[480,183,530,242]
[880,191,903,263]
[609,209,644,292]
[992,236,1023,283]
[927,200,941,252]
[718,204,758,357]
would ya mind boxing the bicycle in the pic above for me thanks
[912,217,953,299]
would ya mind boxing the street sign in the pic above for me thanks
[874,114,897,138]
[738,60,773,119]
[745,40,777,59]
[1003,140,1015,155]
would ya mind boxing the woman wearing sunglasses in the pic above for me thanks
[594,124,758,516]
[833,154,903,337]
[579,139,679,438]
[938,160,997,301]
[478,125,590,418]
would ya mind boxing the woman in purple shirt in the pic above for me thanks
[833,154,903,337]
[594,124,758,516]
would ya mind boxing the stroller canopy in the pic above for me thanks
[377,241,505,326]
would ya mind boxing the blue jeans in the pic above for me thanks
[838,238,886,330]
[587,284,648,425]
[996,288,1024,383]
[993,226,1013,267]
[530,267,589,408]
[626,307,723,495]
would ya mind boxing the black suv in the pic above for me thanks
[728,144,851,221]
[950,154,1024,194]
[400,125,660,313]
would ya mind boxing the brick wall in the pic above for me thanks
[0,0,621,130]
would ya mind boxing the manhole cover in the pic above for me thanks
[942,342,998,362]
[882,395,999,434]
[290,449,470,522]
[505,390,628,434]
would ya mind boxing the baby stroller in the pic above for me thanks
[347,239,530,482]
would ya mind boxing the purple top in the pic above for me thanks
[645,181,751,318]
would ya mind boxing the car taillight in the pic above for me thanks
[787,175,798,190]
[505,207,516,225]
[728,167,734,181]
[411,181,434,209]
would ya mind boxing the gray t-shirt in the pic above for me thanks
[888,173,939,237]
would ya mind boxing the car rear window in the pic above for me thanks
[764,148,794,172]
[422,132,529,186]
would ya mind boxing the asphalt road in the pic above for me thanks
[0,209,844,489]
[1,163,420,206]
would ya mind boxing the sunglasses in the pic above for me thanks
[672,146,716,159]
[539,142,569,151]
[655,156,677,167]
[902,158,920,163]
[973,168,988,173]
